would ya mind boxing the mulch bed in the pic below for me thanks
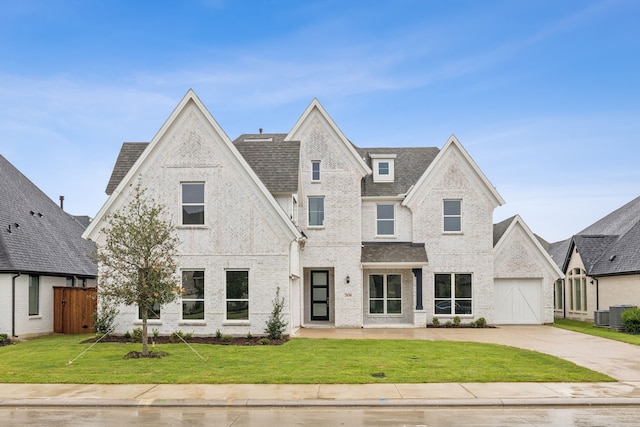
[82,335,289,346]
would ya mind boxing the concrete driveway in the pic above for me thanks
[293,325,640,381]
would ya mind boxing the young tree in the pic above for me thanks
[96,186,181,356]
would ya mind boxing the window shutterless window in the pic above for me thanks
[378,162,389,175]
[29,275,39,316]
[369,274,402,314]
[443,200,461,232]
[226,270,249,320]
[311,161,321,181]
[308,196,325,227]
[434,273,472,315]
[182,183,205,225]
[182,270,205,320]
[376,204,395,235]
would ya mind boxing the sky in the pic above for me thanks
[1,0,639,243]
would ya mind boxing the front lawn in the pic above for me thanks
[554,318,640,345]
[0,334,611,384]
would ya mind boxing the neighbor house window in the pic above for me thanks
[226,270,249,320]
[29,275,40,316]
[443,200,462,232]
[376,204,395,236]
[66,276,75,287]
[554,279,564,310]
[182,182,205,225]
[139,302,161,320]
[369,274,402,314]
[182,270,205,320]
[308,196,325,227]
[434,273,472,315]
[311,161,321,181]
[568,268,587,312]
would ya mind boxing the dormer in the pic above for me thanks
[371,153,396,183]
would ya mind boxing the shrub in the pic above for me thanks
[93,299,118,335]
[445,321,452,327]
[476,317,487,327]
[123,331,132,339]
[246,332,254,340]
[260,338,270,345]
[131,327,143,342]
[152,328,160,339]
[622,307,640,334]
[264,287,288,340]
[184,331,193,340]
[453,316,461,326]
[170,330,184,343]
[215,329,223,340]
[0,333,8,343]
[431,317,440,327]
[221,334,233,343]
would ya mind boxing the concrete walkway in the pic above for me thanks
[3,325,640,408]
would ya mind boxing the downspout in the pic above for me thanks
[12,272,21,337]
[593,277,599,311]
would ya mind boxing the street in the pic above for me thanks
[2,406,640,426]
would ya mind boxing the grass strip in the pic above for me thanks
[0,334,612,384]
[554,318,640,345]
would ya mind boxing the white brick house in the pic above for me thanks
[83,90,562,336]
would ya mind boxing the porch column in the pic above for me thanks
[412,268,423,310]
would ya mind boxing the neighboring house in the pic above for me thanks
[550,196,640,321]
[83,89,561,336]
[0,155,97,337]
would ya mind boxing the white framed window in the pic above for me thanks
[443,199,462,232]
[139,302,161,320]
[29,275,40,316]
[568,268,587,312]
[434,273,472,315]
[311,161,321,182]
[182,270,205,320]
[226,270,249,320]
[308,196,325,227]
[182,182,205,225]
[376,204,395,236]
[554,279,564,310]
[369,274,402,314]
[371,154,396,182]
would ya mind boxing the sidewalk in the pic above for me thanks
[2,382,640,407]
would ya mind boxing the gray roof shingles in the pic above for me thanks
[105,142,149,195]
[356,147,440,197]
[361,242,428,264]
[0,155,97,276]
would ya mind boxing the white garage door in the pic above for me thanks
[494,279,542,324]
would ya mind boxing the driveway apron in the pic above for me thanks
[293,325,640,381]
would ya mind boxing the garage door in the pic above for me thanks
[494,279,542,324]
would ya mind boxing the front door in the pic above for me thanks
[311,270,330,321]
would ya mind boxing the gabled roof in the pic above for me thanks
[286,99,372,177]
[556,196,640,276]
[403,135,505,208]
[547,238,571,269]
[232,134,300,193]
[0,155,96,276]
[493,215,563,278]
[84,89,302,242]
[357,147,440,197]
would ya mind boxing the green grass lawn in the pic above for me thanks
[0,334,612,384]
[554,318,640,345]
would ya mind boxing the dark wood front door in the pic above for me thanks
[311,270,329,321]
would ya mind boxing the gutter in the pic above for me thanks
[11,272,21,337]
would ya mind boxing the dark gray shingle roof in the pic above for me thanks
[548,238,571,269]
[361,242,428,264]
[357,147,440,197]
[233,134,300,193]
[493,216,516,247]
[105,142,149,195]
[590,220,640,275]
[0,155,97,276]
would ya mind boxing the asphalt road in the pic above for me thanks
[3,406,640,426]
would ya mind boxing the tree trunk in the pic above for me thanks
[141,306,149,356]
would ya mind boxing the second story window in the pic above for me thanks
[311,161,321,182]
[378,162,389,176]
[308,196,325,227]
[376,204,395,236]
[443,200,461,232]
[182,183,204,225]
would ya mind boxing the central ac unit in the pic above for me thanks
[609,305,636,331]
[594,310,609,327]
